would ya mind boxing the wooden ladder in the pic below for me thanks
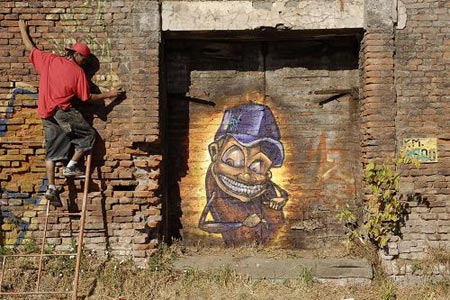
[0,153,92,300]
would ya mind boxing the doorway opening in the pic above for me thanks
[161,29,362,248]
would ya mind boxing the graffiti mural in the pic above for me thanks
[0,88,37,137]
[198,103,288,246]
[0,86,46,248]
[167,38,362,248]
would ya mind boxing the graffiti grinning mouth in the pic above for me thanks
[218,175,264,197]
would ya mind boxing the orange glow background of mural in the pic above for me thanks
[179,86,360,246]
[179,91,297,242]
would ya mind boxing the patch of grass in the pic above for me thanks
[182,266,246,288]
[87,245,450,300]
[0,245,104,300]
[18,239,39,254]
[0,246,13,255]
[378,279,397,300]
[210,265,240,286]
[428,247,450,266]
[396,277,450,300]
[410,261,423,274]
[298,267,314,286]
[2,244,450,300]
[147,242,180,272]
[181,241,348,260]
[182,267,202,285]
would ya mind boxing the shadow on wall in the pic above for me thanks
[164,94,190,241]
[71,53,126,247]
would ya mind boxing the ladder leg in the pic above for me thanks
[72,153,92,300]
[36,199,51,291]
[0,256,6,292]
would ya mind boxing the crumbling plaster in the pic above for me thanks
[162,0,365,31]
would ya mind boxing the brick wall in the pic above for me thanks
[380,0,449,278]
[358,0,449,279]
[359,31,396,164]
[0,0,161,264]
[1,0,449,270]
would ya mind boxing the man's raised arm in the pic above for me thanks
[18,20,36,53]
[89,87,125,102]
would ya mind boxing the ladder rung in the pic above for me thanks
[0,253,77,258]
[0,291,72,295]
[0,153,93,300]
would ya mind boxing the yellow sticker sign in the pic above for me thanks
[403,138,438,163]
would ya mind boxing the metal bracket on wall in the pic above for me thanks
[314,88,358,107]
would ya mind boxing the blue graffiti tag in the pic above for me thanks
[0,207,30,249]
[0,88,46,248]
[0,88,38,137]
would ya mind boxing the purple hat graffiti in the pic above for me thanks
[214,103,285,167]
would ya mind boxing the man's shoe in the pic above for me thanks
[63,166,85,178]
[44,188,63,207]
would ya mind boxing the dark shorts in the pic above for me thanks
[42,107,96,161]
[42,118,71,161]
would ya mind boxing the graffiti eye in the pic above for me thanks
[249,160,264,174]
[222,145,244,167]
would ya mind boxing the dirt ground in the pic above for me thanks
[1,243,450,300]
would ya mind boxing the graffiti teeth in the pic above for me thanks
[219,175,263,197]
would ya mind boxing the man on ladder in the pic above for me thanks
[18,19,124,207]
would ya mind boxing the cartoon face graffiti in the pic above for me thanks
[199,103,288,246]
[209,136,273,202]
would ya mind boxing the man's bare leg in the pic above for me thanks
[70,149,84,163]
[45,160,56,188]
[44,160,62,207]
[64,149,86,177]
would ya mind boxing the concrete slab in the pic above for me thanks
[174,254,373,284]
[162,0,364,31]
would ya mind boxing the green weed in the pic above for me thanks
[379,279,397,300]
[147,243,178,272]
[298,267,314,286]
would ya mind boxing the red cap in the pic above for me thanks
[65,42,91,57]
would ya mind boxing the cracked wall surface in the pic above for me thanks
[162,0,364,31]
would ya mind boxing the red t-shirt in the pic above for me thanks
[29,48,90,118]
